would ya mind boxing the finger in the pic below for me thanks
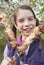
[6,57,12,65]
[11,56,16,63]
[20,61,24,65]
[23,64,28,65]
[1,59,10,65]
[12,56,16,60]
[8,56,16,65]
[7,63,12,65]
[6,57,12,62]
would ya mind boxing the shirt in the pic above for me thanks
[4,35,30,58]
[3,35,44,65]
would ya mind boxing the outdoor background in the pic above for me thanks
[0,0,44,63]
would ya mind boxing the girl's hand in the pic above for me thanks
[7,56,16,65]
[1,57,16,65]
[1,57,12,65]
[20,61,28,65]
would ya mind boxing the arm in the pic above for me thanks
[1,42,17,65]
[3,45,9,59]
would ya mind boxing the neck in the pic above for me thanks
[21,34,28,42]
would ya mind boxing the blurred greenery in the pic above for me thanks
[0,35,8,63]
[0,28,8,63]
[0,0,44,63]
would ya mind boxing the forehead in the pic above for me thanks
[17,9,34,19]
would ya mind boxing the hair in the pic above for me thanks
[12,5,39,37]
[12,25,16,37]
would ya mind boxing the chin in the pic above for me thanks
[24,33,30,36]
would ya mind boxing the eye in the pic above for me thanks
[18,19,24,23]
[28,18,33,21]
[28,17,34,21]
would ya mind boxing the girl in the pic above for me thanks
[1,5,44,65]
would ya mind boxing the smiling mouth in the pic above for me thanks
[24,27,33,30]
[23,28,33,33]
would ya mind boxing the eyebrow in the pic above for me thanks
[17,16,34,20]
[17,18,24,21]
[28,16,34,18]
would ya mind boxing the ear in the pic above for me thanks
[13,22,19,30]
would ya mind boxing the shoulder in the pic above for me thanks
[38,39,44,50]
[6,34,22,49]
[38,40,44,55]
[42,40,44,48]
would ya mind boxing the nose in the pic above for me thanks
[24,20,29,27]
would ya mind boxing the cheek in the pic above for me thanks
[18,24,22,28]
[30,22,36,27]
[28,19,36,26]
[32,21,36,27]
[17,24,23,31]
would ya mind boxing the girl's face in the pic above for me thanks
[15,9,36,37]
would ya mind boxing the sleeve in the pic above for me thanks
[3,44,9,59]
[3,41,17,58]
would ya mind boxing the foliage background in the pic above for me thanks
[0,0,44,63]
